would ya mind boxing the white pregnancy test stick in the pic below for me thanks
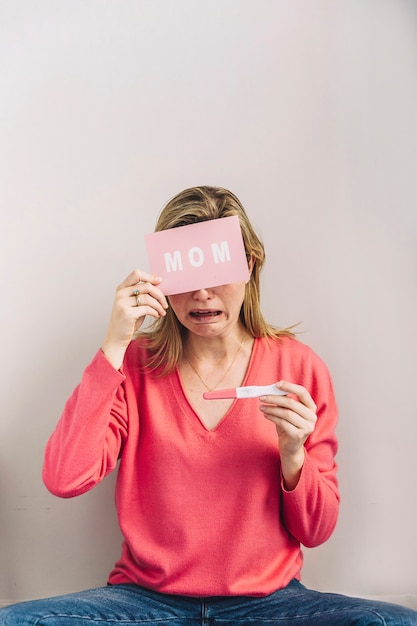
[203,384,287,400]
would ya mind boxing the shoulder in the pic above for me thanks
[256,335,331,377]
[123,336,156,371]
[255,337,336,411]
[258,335,315,358]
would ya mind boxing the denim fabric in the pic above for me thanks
[1,580,417,625]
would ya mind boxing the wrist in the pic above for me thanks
[280,447,305,491]
[100,342,126,371]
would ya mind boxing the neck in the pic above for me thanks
[182,326,253,393]
[184,326,247,360]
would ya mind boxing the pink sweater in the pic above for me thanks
[43,336,339,597]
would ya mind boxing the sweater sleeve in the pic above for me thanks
[280,347,340,548]
[42,350,129,498]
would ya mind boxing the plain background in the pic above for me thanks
[1,0,416,606]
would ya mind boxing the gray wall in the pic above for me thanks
[1,0,416,604]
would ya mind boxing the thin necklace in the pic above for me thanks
[185,332,246,392]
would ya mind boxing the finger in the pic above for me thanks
[259,391,317,431]
[259,391,310,415]
[274,380,317,412]
[261,410,316,447]
[129,282,169,313]
[260,394,312,417]
[131,292,167,319]
[119,269,163,290]
[260,404,312,430]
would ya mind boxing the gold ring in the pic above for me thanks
[133,289,139,296]
[136,295,141,307]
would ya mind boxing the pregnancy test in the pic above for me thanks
[203,384,287,400]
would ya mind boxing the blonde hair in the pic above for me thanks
[142,186,295,373]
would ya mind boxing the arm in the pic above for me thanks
[259,362,339,547]
[42,351,128,497]
[43,269,168,498]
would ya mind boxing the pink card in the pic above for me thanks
[145,215,250,295]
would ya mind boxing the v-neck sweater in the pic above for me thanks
[43,336,339,597]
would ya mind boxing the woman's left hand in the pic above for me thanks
[259,381,317,489]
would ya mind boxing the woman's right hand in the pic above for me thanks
[101,269,169,370]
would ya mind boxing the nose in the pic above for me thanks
[191,288,212,300]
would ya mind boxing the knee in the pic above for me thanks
[358,605,417,626]
[0,602,38,625]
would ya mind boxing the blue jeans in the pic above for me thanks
[1,580,417,625]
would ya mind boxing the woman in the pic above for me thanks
[1,186,416,625]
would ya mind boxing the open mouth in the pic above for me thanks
[189,310,222,319]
